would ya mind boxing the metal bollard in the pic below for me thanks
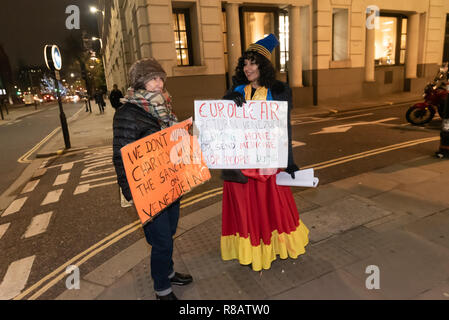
[0,100,4,120]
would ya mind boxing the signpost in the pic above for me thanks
[44,44,71,149]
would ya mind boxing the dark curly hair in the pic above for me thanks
[232,51,276,88]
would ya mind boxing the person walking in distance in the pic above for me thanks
[94,89,106,114]
[112,58,192,300]
[220,34,309,271]
[109,84,124,111]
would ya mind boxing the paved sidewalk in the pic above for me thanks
[12,92,449,300]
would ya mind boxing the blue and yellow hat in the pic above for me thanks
[247,33,280,60]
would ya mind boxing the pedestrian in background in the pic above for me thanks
[112,57,192,300]
[94,89,105,114]
[220,34,309,271]
[109,84,123,111]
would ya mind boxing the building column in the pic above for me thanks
[364,16,375,82]
[226,3,242,86]
[288,5,303,87]
[406,13,420,79]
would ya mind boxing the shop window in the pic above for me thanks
[375,16,407,66]
[243,10,276,66]
[173,9,193,66]
[400,18,407,64]
[279,12,289,72]
[332,8,349,61]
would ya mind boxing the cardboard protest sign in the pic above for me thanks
[194,100,288,169]
[120,118,211,225]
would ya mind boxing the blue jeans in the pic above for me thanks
[143,200,180,295]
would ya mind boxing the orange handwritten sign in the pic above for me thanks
[121,118,211,225]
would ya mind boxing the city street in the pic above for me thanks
[1,99,445,300]
[0,102,85,196]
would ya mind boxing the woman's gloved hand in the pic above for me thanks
[223,91,246,107]
[285,164,299,179]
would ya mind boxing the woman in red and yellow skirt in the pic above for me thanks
[220,34,309,271]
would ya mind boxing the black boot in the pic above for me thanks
[155,292,178,300]
[170,272,193,286]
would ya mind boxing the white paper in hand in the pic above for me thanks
[276,168,319,188]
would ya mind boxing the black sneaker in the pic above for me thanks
[170,272,193,286]
[155,292,178,300]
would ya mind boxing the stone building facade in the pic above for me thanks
[97,0,449,119]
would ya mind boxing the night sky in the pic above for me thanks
[0,0,99,72]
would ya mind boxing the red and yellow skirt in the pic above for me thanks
[221,171,309,271]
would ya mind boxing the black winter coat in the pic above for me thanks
[112,102,161,201]
[223,80,299,173]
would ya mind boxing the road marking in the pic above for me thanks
[41,189,63,206]
[61,162,74,171]
[2,197,27,217]
[181,190,223,208]
[15,135,440,300]
[0,223,10,240]
[21,180,40,194]
[80,175,116,185]
[17,106,84,163]
[14,221,140,300]
[0,256,36,300]
[81,168,115,178]
[39,160,49,169]
[73,181,116,195]
[303,136,440,170]
[310,117,399,134]
[53,173,70,186]
[182,187,222,203]
[22,212,53,239]
[18,128,60,164]
[291,113,374,125]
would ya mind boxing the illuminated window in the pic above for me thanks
[173,10,192,66]
[279,12,289,72]
[375,16,407,66]
[400,18,407,64]
[332,8,349,61]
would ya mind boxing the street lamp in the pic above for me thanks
[91,37,103,49]
[90,6,104,15]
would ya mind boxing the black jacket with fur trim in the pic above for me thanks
[223,80,299,173]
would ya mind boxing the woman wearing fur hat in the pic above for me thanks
[220,34,309,271]
[112,58,192,300]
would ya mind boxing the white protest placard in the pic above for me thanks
[194,100,288,169]
[276,169,319,188]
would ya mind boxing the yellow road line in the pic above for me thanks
[13,220,140,300]
[16,135,439,300]
[302,137,438,169]
[181,187,223,204]
[28,224,141,300]
[18,127,60,163]
[17,106,85,163]
[181,190,223,208]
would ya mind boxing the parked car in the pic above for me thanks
[23,93,34,105]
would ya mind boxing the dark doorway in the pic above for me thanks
[443,14,449,63]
